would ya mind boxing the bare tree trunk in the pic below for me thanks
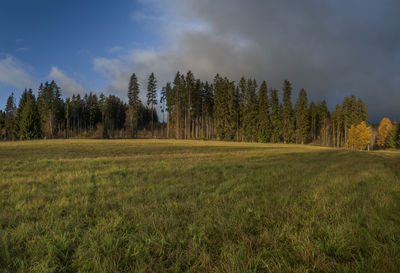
[167,111,170,138]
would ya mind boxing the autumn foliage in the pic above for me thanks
[377,117,393,147]
[346,121,371,150]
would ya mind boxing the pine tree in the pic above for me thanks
[294,88,309,144]
[257,81,272,142]
[146,72,158,136]
[281,80,294,143]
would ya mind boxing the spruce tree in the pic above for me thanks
[16,89,42,140]
[349,95,357,125]
[37,81,64,138]
[331,104,343,147]
[242,79,258,142]
[0,110,4,139]
[341,96,350,143]
[226,79,238,140]
[146,72,158,136]
[396,123,400,149]
[318,100,330,145]
[385,122,398,149]
[15,89,29,139]
[184,71,195,138]
[128,73,140,107]
[281,80,294,143]
[213,74,227,140]
[309,102,317,142]
[294,88,309,144]
[356,98,368,124]
[52,81,64,136]
[202,81,214,139]
[65,98,71,138]
[172,72,183,138]
[257,81,272,142]
[270,88,281,142]
[233,86,241,141]
[213,75,236,140]
[5,92,16,140]
[192,79,203,138]
[87,93,101,130]
[238,77,247,141]
[163,82,174,138]
[127,73,141,137]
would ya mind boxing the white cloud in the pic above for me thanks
[0,54,36,89]
[48,67,85,96]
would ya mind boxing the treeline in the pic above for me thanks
[1,70,399,149]
[0,81,157,140]
[161,71,373,148]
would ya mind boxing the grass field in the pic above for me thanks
[1,139,400,272]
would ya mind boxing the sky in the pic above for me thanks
[0,0,399,122]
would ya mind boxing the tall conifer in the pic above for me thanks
[294,88,309,144]
[146,73,158,136]
[257,81,272,142]
[281,80,294,143]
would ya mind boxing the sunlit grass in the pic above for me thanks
[1,139,399,272]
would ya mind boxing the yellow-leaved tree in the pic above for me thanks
[377,117,392,147]
[346,121,371,150]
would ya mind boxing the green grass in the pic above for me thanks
[1,139,400,272]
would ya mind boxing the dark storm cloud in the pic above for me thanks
[97,0,400,122]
